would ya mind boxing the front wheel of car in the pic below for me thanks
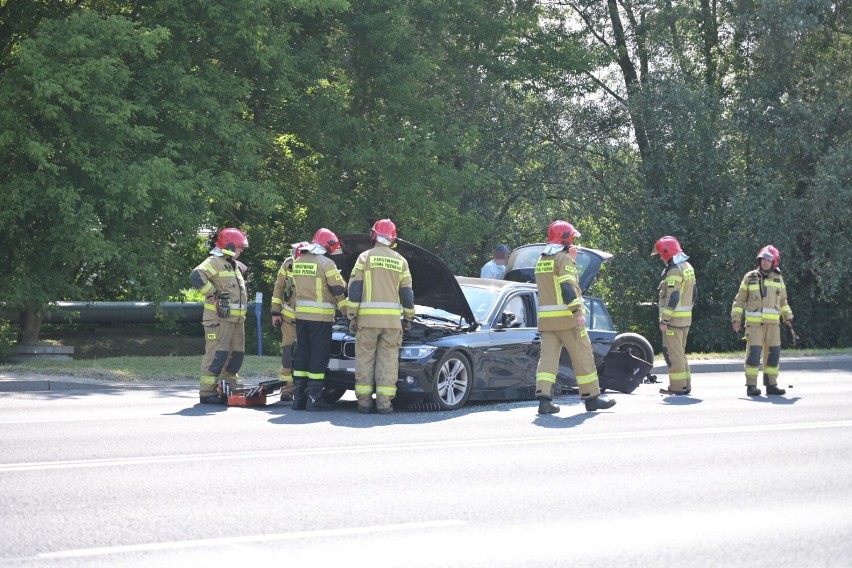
[431,352,473,411]
[610,332,655,365]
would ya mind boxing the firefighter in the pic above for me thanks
[270,241,308,402]
[190,228,250,404]
[651,236,697,395]
[291,228,347,410]
[731,245,793,396]
[346,219,415,414]
[534,220,615,413]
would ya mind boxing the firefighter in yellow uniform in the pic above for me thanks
[270,241,308,402]
[534,220,616,414]
[291,228,347,411]
[190,228,250,404]
[731,245,793,396]
[346,219,415,415]
[651,236,696,395]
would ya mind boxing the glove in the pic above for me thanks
[271,313,282,330]
[349,319,358,335]
[215,290,231,319]
[402,319,412,332]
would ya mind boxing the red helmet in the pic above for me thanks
[215,228,248,256]
[547,220,580,247]
[651,236,682,262]
[291,241,309,259]
[756,245,780,269]
[312,228,341,255]
[371,218,397,245]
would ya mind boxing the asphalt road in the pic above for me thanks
[1,363,852,567]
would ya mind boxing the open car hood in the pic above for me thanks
[503,244,613,293]
[333,234,477,325]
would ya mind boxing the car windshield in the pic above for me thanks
[461,285,500,323]
[416,284,497,325]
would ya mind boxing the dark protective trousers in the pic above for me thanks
[199,320,245,398]
[293,320,333,381]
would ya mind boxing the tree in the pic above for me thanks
[0,0,336,343]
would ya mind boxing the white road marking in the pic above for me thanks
[2,419,852,473]
[37,520,466,559]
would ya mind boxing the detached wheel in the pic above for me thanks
[431,352,473,410]
[321,386,347,403]
[611,332,655,365]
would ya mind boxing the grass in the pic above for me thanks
[0,355,280,383]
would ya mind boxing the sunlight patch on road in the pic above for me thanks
[37,520,466,559]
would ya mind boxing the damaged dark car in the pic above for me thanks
[322,235,653,411]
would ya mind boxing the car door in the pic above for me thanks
[584,297,617,363]
[483,291,540,393]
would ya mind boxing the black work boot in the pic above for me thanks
[746,385,762,396]
[537,396,560,414]
[583,394,616,411]
[306,379,333,411]
[292,378,308,410]
[765,384,786,395]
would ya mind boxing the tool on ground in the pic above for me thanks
[217,379,287,407]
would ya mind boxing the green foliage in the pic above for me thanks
[0,320,16,361]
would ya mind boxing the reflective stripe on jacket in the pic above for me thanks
[658,261,696,327]
[346,244,415,328]
[731,269,793,325]
[191,255,248,323]
[535,249,583,331]
[292,253,347,322]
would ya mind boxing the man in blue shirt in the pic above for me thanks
[480,244,510,279]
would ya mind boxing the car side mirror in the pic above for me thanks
[500,311,520,329]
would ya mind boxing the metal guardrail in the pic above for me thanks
[1,301,260,324]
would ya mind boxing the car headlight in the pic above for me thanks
[399,345,437,360]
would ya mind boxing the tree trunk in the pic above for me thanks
[18,308,44,345]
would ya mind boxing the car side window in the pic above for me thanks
[504,294,530,328]
[585,297,614,331]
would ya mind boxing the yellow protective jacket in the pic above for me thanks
[658,261,696,328]
[731,269,793,326]
[292,252,347,322]
[271,256,296,325]
[535,248,584,331]
[346,243,415,328]
[190,254,248,323]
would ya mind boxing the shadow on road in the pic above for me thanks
[739,396,802,405]
[659,395,703,406]
[260,398,518,428]
[159,393,623,426]
[163,403,230,416]
[532,407,602,428]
